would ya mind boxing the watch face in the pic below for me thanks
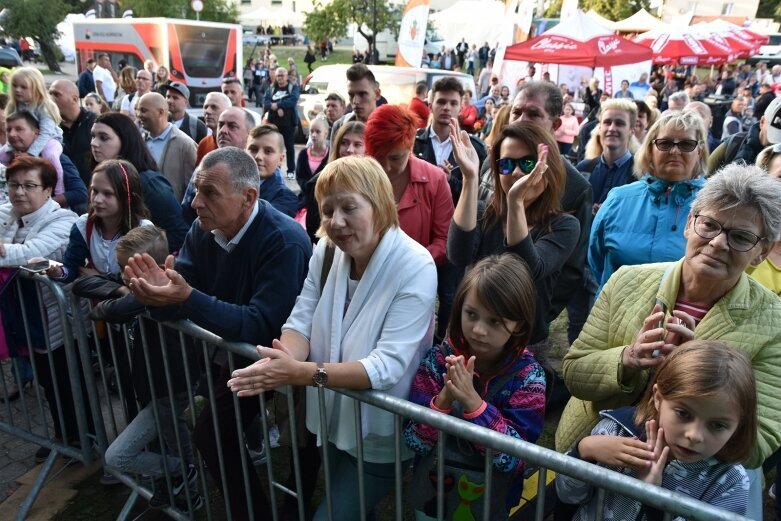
[313,368,328,387]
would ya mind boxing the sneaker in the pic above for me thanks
[148,478,170,510]
[175,491,204,513]
[171,466,198,496]
[248,446,267,466]
[770,483,776,500]
[34,446,52,464]
[99,471,121,485]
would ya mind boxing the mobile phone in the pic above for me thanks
[651,299,667,358]
[19,260,61,274]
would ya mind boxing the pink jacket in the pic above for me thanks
[397,156,454,266]
[555,115,580,144]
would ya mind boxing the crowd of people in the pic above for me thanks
[0,47,779,521]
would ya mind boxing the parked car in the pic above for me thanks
[296,64,476,142]
[0,47,23,69]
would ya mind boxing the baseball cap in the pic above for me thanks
[166,81,190,102]
[765,96,781,144]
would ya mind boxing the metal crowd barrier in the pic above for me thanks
[0,274,106,521]
[2,275,752,520]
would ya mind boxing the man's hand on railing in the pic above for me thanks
[125,253,193,306]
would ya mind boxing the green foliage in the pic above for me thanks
[768,0,781,21]
[125,0,238,23]
[304,0,400,46]
[579,0,651,21]
[0,0,69,71]
[543,0,563,18]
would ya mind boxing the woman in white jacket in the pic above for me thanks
[228,156,438,521]
[0,157,79,455]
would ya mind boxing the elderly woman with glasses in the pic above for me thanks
[589,111,708,292]
[557,164,781,519]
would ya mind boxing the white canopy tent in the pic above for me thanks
[613,9,664,34]
[429,0,507,48]
[585,10,615,30]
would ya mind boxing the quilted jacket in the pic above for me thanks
[556,259,781,469]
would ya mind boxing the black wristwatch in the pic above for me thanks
[312,363,328,388]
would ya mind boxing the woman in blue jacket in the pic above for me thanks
[589,111,708,291]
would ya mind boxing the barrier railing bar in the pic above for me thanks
[15,448,59,521]
[436,432,445,521]
[284,387,306,521]
[226,352,256,521]
[201,340,233,521]
[482,447,492,520]
[535,466,548,521]
[316,386,333,521]
[336,387,748,521]
[595,487,605,521]
[259,390,279,521]
[393,414,403,521]
[353,398,367,521]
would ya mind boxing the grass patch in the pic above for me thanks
[242,44,355,80]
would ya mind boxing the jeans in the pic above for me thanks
[105,392,193,478]
[280,124,297,173]
[313,442,408,521]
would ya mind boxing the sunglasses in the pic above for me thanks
[498,156,536,175]
[652,139,699,153]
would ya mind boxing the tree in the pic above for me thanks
[0,0,69,72]
[578,0,651,21]
[125,0,238,23]
[304,0,400,51]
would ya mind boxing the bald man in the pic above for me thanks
[196,91,232,166]
[683,101,719,152]
[49,79,96,185]
[138,92,196,200]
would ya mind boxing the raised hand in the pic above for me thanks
[578,435,655,469]
[444,354,482,413]
[126,254,193,306]
[636,420,670,485]
[506,143,549,208]
[622,303,671,369]
[450,118,479,183]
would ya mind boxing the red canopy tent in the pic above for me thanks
[504,11,653,67]
[632,26,738,65]
[692,20,766,58]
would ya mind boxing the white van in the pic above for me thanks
[296,64,476,141]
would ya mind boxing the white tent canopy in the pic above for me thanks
[238,7,305,27]
[429,0,507,48]
[613,9,664,33]
[585,10,615,31]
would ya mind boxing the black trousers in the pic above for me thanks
[193,362,269,521]
[280,123,296,173]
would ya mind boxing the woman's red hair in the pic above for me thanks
[364,104,420,159]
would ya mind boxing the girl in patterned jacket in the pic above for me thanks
[404,253,547,514]
[557,340,755,519]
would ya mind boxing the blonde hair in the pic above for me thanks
[583,100,640,160]
[8,67,61,125]
[634,110,708,179]
[314,156,399,239]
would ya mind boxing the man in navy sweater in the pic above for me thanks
[125,146,312,520]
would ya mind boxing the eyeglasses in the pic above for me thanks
[8,182,43,192]
[693,214,765,252]
[498,156,536,175]
[652,139,699,153]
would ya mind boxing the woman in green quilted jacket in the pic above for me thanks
[556,163,781,519]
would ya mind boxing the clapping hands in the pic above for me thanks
[434,354,483,414]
